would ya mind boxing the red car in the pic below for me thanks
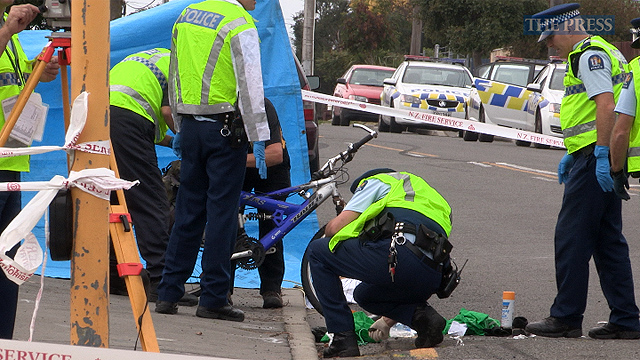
[331,64,396,126]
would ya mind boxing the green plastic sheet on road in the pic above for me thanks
[445,308,501,335]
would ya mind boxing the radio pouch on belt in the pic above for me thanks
[415,224,453,264]
[229,104,247,149]
[359,210,395,242]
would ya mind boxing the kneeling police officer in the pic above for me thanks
[306,169,456,357]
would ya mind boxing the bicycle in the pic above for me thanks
[175,123,378,308]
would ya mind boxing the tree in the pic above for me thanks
[421,0,548,68]
[293,0,412,94]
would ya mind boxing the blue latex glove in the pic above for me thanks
[594,145,614,192]
[253,141,267,179]
[172,132,182,159]
[557,152,575,184]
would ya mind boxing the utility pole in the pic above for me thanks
[69,0,111,347]
[410,5,422,56]
[302,0,315,75]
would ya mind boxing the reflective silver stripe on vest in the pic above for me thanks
[564,72,627,96]
[110,84,162,141]
[387,173,415,202]
[562,120,596,138]
[121,55,168,89]
[628,146,640,158]
[0,72,20,86]
[200,17,248,106]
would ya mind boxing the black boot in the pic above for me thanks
[323,331,360,358]
[412,304,446,348]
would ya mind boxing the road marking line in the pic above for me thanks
[468,161,492,168]
[365,143,439,158]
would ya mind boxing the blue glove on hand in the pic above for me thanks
[253,141,267,179]
[594,145,614,192]
[172,132,182,159]
[557,152,575,184]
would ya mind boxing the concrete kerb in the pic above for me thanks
[283,288,319,359]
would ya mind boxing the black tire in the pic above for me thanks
[339,111,350,126]
[331,108,341,126]
[387,102,405,133]
[378,114,390,132]
[301,225,326,315]
[533,110,551,149]
[462,130,478,141]
[477,107,494,142]
[515,140,531,147]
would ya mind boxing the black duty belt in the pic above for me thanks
[393,222,444,272]
[575,143,596,157]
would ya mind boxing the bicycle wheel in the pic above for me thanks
[301,225,326,315]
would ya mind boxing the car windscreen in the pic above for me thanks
[549,66,565,90]
[402,66,472,87]
[350,68,395,86]
[491,64,531,87]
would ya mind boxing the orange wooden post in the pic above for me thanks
[69,0,111,347]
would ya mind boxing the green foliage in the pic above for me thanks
[422,0,548,59]
[578,0,640,43]
[293,0,412,94]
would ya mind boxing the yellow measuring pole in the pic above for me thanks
[69,0,111,347]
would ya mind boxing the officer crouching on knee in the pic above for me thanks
[306,169,460,358]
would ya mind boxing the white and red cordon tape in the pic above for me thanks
[302,90,566,149]
[0,92,139,285]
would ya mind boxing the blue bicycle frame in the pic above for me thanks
[231,175,342,261]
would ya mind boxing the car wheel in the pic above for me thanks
[463,130,478,141]
[388,103,404,133]
[515,140,531,147]
[339,111,350,126]
[533,110,550,149]
[331,107,341,126]
[378,114,390,132]
[309,149,320,175]
[477,107,494,143]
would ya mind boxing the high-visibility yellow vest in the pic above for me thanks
[0,16,33,172]
[626,58,640,173]
[329,172,452,252]
[561,36,628,154]
[171,0,256,115]
[110,48,170,143]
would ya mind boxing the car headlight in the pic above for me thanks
[548,103,561,113]
[348,95,368,102]
[400,94,421,105]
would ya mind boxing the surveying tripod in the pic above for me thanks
[0,32,159,352]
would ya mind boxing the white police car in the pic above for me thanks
[464,57,547,143]
[379,56,473,133]
[522,62,565,148]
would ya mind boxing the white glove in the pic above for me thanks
[368,318,391,342]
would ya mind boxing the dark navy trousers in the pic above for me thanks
[158,116,247,309]
[307,236,442,333]
[551,151,640,330]
[110,106,170,280]
[0,170,21,339]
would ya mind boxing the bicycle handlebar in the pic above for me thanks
[312,124,378,180]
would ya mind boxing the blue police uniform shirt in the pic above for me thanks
[344,178,390,213]
[615,74,636,117]
[577,48,613,100]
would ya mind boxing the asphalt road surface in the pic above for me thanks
[307,122,640,360]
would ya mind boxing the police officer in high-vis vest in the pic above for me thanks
[0,1,59,340]
[307,169,452,357]
[155,0,270,322]
[610,18,640,201]
[526,3,640,340]
[109,48,197,306]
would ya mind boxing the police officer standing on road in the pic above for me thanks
[610,18,640,202]
[0,1,59,340]
[109,48,197,306]
[526,3,640,339]
[155,0,270,322]
[306,169,453,357]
